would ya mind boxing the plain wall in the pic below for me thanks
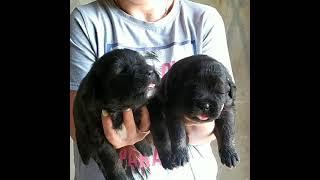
[69,0,250,179]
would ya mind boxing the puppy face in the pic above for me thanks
[92,49,160,110]
[179,64,233,123]
[182,79,227,123]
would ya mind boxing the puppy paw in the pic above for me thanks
[159,154,174,170]
[170,147,189,168]
[219,146,240,168]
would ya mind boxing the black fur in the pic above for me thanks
[73,49,161,180]
[148,55,239,170]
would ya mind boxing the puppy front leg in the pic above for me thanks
[214,108,239,168]
[166,114,189,168]
[95,141,127,180]
[150,118,174,170]
[93,123,127,180]
[148,98,172,169]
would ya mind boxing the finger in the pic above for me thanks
[101,110,121,145]
[208,133,216,141]
[139,106,151,132]
[188,132,216,145]
[133,130,150,144]
[122,109,137,135]
[200,133,216,144]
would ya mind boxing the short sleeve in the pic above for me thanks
[70,8,97,91]
[201,8,235,82]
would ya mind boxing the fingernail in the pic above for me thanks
[123,108,131,112]
[139,130,150,134]
[102,110,109,117]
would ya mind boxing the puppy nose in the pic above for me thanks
[202,103,210,111]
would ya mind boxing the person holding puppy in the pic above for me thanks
[70,0,234,179]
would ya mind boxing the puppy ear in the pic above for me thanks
[93,57,126,81]
[227,77,236,100]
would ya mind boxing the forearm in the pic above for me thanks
[70,91,77,142]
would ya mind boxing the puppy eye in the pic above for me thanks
[214,80,227,94]
[118,67,130,76]
[215,90,226,94]
[215,87,226,94]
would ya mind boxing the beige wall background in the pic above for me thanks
[70,0,250,180]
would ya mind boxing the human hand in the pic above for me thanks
[101,106,151,149]
[184,118,216,145]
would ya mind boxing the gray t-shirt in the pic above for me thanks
[70,0,233,179]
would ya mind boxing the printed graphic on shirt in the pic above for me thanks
[118,146,161,178]
[119,146,161,169]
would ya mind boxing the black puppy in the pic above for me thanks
[148,55,239,170]
[73,49,160,180]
